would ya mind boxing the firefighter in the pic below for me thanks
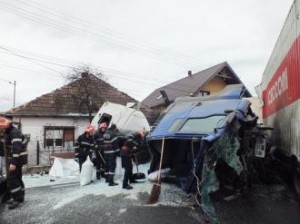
[131,130,148,163]
[0,117,28,209]
[93,122,107,180]
[120,135,138,190]
[101,127,120,186]
[74,124,95,172]
[132,131,144,152]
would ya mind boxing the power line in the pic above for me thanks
[0,44,199,95]
[0,0,202,68]
[0,46,65,76]
[0,77,12,83]
[0,62,59,81]
[0,46,80,66]
[0,45,166,86]
[0,45,167,85]
[21,0,203,66]
[0,2,211,91]
[0,50,161,87]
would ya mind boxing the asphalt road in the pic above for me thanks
[1,182,300,224]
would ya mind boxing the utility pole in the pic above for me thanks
[0,78,17,109]
[13,80,16,108]
[8,80,16,109]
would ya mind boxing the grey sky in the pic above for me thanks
[0,0,294,112]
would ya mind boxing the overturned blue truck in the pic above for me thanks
[147,84,271,217]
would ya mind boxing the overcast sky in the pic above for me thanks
[0,0,294,112]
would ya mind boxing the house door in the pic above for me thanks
[63,128,75,151]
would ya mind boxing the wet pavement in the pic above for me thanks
[0,182,299,224]
[214,184,300,224]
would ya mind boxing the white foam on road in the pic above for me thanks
[24,162,154,209]
[23,161,194,210]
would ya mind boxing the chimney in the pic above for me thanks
[81,72,89,78]
[188,70,192,77]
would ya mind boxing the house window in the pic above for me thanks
[44,127,75,151]
[55,139,63,147]
[46,139,54,147]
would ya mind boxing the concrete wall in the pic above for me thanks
[12,116,89,166]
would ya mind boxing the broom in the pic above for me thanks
[147,137,165,204]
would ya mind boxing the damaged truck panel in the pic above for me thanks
[147,84,268,221]
[148,84,250,140]
[147,84,262,186]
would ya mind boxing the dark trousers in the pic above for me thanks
[79,156,87,172]
[95,151,106,178]
[122,156,133,187]
[104,153,116,175]
[7,165,24,201]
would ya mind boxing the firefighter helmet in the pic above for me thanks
[0,116,12,129]
[85,124,95,134]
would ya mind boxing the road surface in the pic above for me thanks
[0,180,300,224]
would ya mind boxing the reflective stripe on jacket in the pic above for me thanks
[75,133,94,158]
[6,126,28,166]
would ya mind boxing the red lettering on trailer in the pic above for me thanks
[262,35,300,118]
[267,68,288,106]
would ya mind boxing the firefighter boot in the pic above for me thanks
[8,200,20,210]
[6,197,24,204]
[96,171,101,180]
[123,184,133,190]
[108,175,119,186]
[100,170,106,178]
[130,178,138,184]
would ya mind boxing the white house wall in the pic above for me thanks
[12,116,90,166]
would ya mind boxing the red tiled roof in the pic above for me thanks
[6,74,136,116]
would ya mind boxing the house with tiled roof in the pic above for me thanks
[5,73,136,166]
[141,62,252,124]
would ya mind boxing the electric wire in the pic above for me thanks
[0,77,13,84]
[0,45,195,94]
[0,46,64,76]
[0,0,200,68]
[0,46,170,85]
[0,62,60,81]
[17,0,203,66]
[0,0,211,94]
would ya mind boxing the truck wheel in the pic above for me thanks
[293,168,300,195]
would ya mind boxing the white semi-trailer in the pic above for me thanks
[257,0,300,193]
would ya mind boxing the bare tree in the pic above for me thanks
[65,66,106,122]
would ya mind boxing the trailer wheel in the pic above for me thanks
[293,168,300,195]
